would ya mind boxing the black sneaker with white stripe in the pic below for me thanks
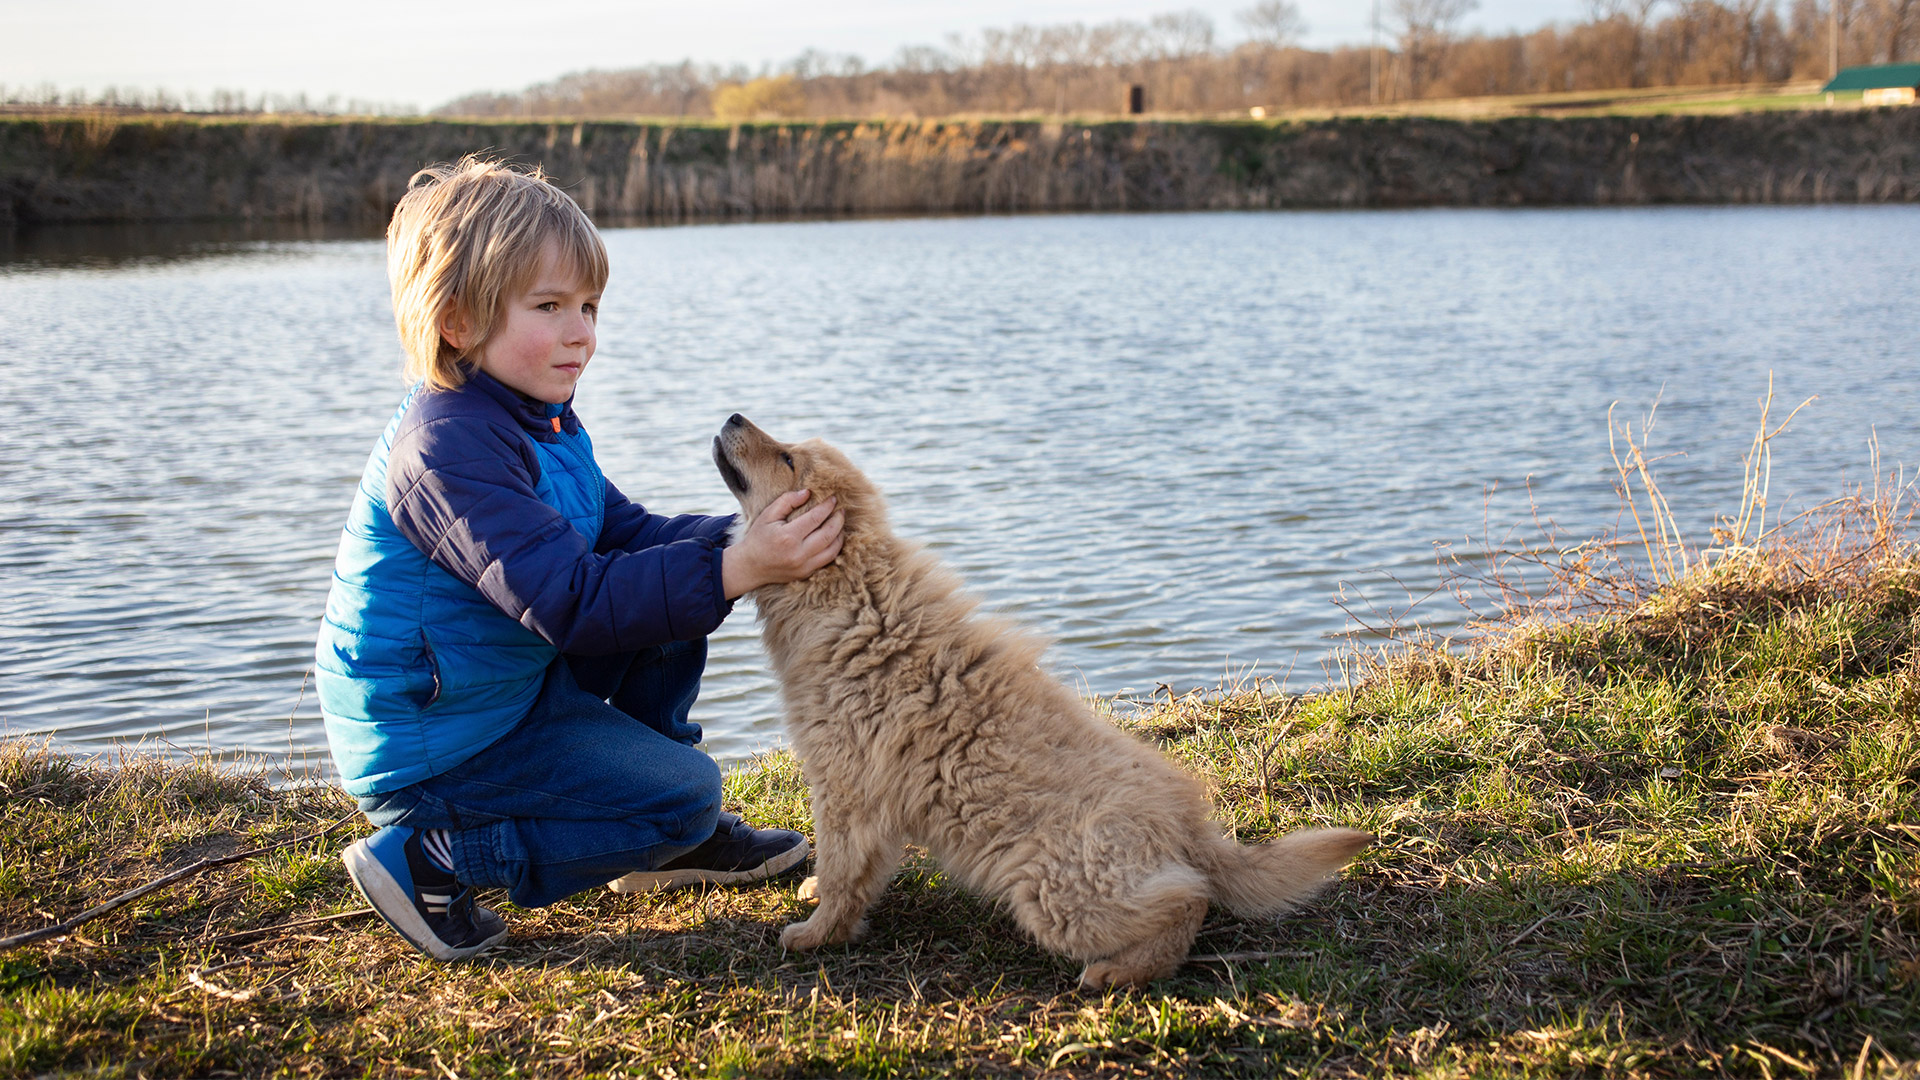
[343,825,508,960]
[607,812,809,894]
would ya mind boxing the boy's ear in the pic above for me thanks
[439,304,474,352]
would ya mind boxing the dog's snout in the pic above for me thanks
[725,413,745,428]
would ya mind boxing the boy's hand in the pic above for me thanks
[721,490,845,599]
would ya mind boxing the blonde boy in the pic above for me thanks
[316,158,841,960]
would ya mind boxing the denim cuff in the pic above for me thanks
[448,820,513,893]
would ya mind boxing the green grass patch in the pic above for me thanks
[4,541,1919,1075]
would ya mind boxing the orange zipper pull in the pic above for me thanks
[551,416,562,433]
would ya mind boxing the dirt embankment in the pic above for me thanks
[1,109,1915,228]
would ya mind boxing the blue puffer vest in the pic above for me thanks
[315,383,603,797]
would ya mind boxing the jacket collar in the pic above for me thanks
[464,369,580,441]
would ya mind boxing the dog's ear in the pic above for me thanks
[793,441,840,497]
[797,441,884,533]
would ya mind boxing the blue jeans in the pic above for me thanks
[357,640,723,908]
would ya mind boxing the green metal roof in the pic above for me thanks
[1823,63,1920,92]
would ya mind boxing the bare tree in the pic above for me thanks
[784,49,866,80]
[1585,0,1667,21]
[1391,0,1481,97]
[1147,10,1218,58]
[1864,0,1920,60]
[1822,0,1867,68]
[1586,0,1668,84]
[891,45,953,73]
[1238,0,1308,48]
[424,0,1843,120]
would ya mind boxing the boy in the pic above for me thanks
[315,157,843,960]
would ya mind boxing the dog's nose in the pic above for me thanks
[725,414,744,428]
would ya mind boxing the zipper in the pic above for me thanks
[551,426,607,533]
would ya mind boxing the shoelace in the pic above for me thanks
[436,885,488,945]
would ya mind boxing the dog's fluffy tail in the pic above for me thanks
[1201,828,1372,918]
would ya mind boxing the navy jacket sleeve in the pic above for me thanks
[385,416,732,655]
[597,479,737,555]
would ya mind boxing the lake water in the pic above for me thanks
[1,207,1915,776]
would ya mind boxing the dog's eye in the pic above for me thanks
[780,452,794,469]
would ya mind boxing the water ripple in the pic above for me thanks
[1,207,1916,774]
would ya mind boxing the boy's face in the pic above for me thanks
[463,241,601,405]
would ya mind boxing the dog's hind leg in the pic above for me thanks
[780,800,900,952]
[1075,880,1209,992]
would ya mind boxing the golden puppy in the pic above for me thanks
[713,414,1369,989]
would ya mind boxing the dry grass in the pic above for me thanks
[4,545,1918,1078]
[1258,80,1852,123]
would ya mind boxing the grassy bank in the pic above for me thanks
[3,107,1916,230]
[4,514,1918,1077]
[1244,80,1851,122]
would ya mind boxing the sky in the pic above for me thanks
[2,0,1592,111]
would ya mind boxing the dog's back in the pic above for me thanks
[762,527,1368,989]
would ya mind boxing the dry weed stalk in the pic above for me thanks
[1717,375,1815,549]
[1607,393,1693,586]
[1430,380,1920,659]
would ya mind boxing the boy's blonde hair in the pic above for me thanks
[387,156,609,391]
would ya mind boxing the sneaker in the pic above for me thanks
[343,826,509,961]
[607,812,809,894]
[470,902,507,941]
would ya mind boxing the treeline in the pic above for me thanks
[438,0,1920,120]
[0,85,416,116]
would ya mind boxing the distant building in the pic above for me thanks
[1824,63,1920,106]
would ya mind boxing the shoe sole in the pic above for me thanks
[606,836,810,894]
[342,839,509,961]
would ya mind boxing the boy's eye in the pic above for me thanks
[537,301,559,312]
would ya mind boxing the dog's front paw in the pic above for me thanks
[780,917,832,951]
[796,875,819,901]
[779,915,867,951]
[1078,959,1152,992]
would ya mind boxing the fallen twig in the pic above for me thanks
[1187,950,1316,964]
[0,811,360,954]
[1505,913,1555,949]
[205,906,375,945]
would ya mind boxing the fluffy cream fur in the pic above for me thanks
[713,415,1371,989]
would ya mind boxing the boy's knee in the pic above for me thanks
[694,754,723,822]
[665,752,723,846]
[682,794,722,848]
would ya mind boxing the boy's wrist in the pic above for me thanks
[720,547,758,600]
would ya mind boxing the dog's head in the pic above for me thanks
[713,413,883,540]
